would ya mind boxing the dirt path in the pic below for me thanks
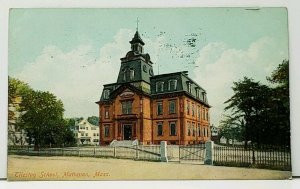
[7,155,291,180]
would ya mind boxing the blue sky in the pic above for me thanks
[9,8,289,125]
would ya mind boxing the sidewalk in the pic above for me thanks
[7,155,291,180]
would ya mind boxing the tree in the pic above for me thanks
[18,90,67,149]
[224,77,272,147]
[267,60,290,146]
[224,60,290,147]
[219,115,245,144]
[87,116,99,126]
[8,77,33,145]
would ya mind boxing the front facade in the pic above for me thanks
[73,119,100,145]
[97,31,211,145]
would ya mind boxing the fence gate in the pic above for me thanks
[179,144,206,164]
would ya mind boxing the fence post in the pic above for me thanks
[62,144,64,156]
[114,146,117,158]
[78,146,80,157]
[135,145,139,160]
[160,141,168,162]
[204,140,214,165]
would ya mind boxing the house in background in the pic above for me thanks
[8,96,28,146]
[210,124,219,142]
[73,119,99,145]
[97,31,211,145]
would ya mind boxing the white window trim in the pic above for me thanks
[156,81,164,92]
[168,79,177,91]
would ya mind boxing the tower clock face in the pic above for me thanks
[143,65,147,72]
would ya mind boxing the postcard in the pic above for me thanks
[7,7,291,180]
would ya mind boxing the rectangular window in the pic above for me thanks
[169,122,176,136]
[198,123,201,137]
[203,92,207,102]
[169,100,176,114]
[103,89,110,99]
[93,133,96,136]
[187,101,190,115]
[86,127,88,130]
[104,125,110,137]
[196,88,200,99]
[81,132,84,136]
[197,106,200,119]
[105,107,109,119]
[192,103,195,116]
[156,81,164,92]
[157,101,163,115]
[168,79,177,91]
[187,82,192,93]
[187,121,191,136]
[192,122,195,136]
[85,133,88,136]
[202,108,205,120]
[157,122,163,136]
[206,110,209,121]
[122,101,132,114]
[130,69,134,80]
[123,70,126,81]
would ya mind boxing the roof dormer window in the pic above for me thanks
[196,88,200,99]
[203,92,207,102]
[103,89,110,99]
[156,81,164,92]
[168,79,177,91]
[187,81,192,93]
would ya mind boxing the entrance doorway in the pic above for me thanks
[123,125,132,140]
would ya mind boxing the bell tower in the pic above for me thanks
[130,31,144,54]
[116,29,154,93]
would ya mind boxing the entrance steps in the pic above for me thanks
[110,139,139,147]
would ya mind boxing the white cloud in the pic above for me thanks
[193,37,288,126]
[13,29,288,124]
[15,29,136,117]
[14,29,165,118]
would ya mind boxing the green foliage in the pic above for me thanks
[8,77,33,106]
[87,116,99,126]
[267,60,289,88]
[9,77,76,148]
[223,60,290,147]
[219,115,245,143]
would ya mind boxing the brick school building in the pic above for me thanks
[97,31,211,145]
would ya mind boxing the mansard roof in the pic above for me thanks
[150,71,210,107]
